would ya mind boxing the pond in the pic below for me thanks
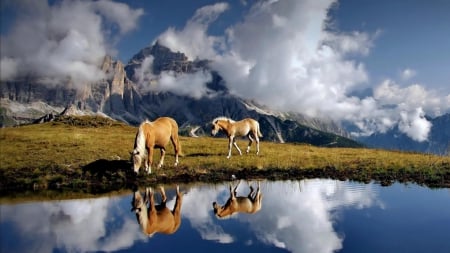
[1,179,449,253]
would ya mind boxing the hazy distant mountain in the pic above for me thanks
[357,113,450,155]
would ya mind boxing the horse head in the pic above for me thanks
[211,120,220,136]
[130,149,142,174]
[131,189,147,224]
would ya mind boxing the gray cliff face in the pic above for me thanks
[0,55,139,126]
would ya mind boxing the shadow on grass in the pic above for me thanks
[82,159,131,177]
[81,159,162,192]
[186,153,211,157]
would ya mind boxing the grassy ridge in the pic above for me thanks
[1,116,449,196]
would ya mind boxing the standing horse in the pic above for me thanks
[211,117,262,158]
[131,117,182,174]
[131,186,183,237]
[212,181,262,219]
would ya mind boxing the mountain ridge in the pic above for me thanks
[0,42,385,149]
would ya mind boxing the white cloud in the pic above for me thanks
[398,108,432,142]
[400,68,416,81]
[133,55,156,86]
[0,0,143,89]
[158,3,229,60]
[93,0,144,35]
[158,70,213,99]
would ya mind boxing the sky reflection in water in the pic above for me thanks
[1,179,449,253]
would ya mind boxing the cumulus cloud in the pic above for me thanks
[158,70,213,99]
[398,108,431,142]
[155,0,450,142]
[0,0,143,88]
[158,2,229,60]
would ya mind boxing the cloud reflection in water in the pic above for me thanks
[1,179,381,253]
[1,196,145,253]
[182,179,382,253]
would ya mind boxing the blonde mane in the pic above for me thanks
[212,116,235,123]
[134,120,151,158]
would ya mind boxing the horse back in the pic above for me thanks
[146,117,178,145]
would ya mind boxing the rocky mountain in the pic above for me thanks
[0,42,360,148]
[0,55,139,125]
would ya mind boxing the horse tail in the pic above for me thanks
[257,122,263,138]
[170,118,184,157]
[176,136,184,157]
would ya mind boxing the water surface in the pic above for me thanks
[1,179,449,253]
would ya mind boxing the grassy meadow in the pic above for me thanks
[1,116,449,197]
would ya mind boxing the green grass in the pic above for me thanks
[1,115,449,198]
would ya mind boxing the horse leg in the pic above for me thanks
[170,136,179,166]
[147,147,154,174]
[158,148,165,168]
[159,186,167,203]
[227,137,233,159]
[229,183,236,199]
[172,185,183,215]
[232,137,242,156]
[248,184,255,199]
[255,135,260,155]
[147,187,157,221]
[172,185,183,231]
[246,135,254,154]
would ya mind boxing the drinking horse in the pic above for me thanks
[131,117,182,174]
[211,117,262,158]
[213,181,262,218]
[131,186,183,237]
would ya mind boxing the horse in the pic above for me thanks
[131,117,182,174]
[212,181,262,219]
[211,117,262,159]
[131,185,183,237]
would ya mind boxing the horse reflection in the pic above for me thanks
[213,182,262,218]
[131,185,183,236]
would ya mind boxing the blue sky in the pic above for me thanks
[1,0,449,141]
